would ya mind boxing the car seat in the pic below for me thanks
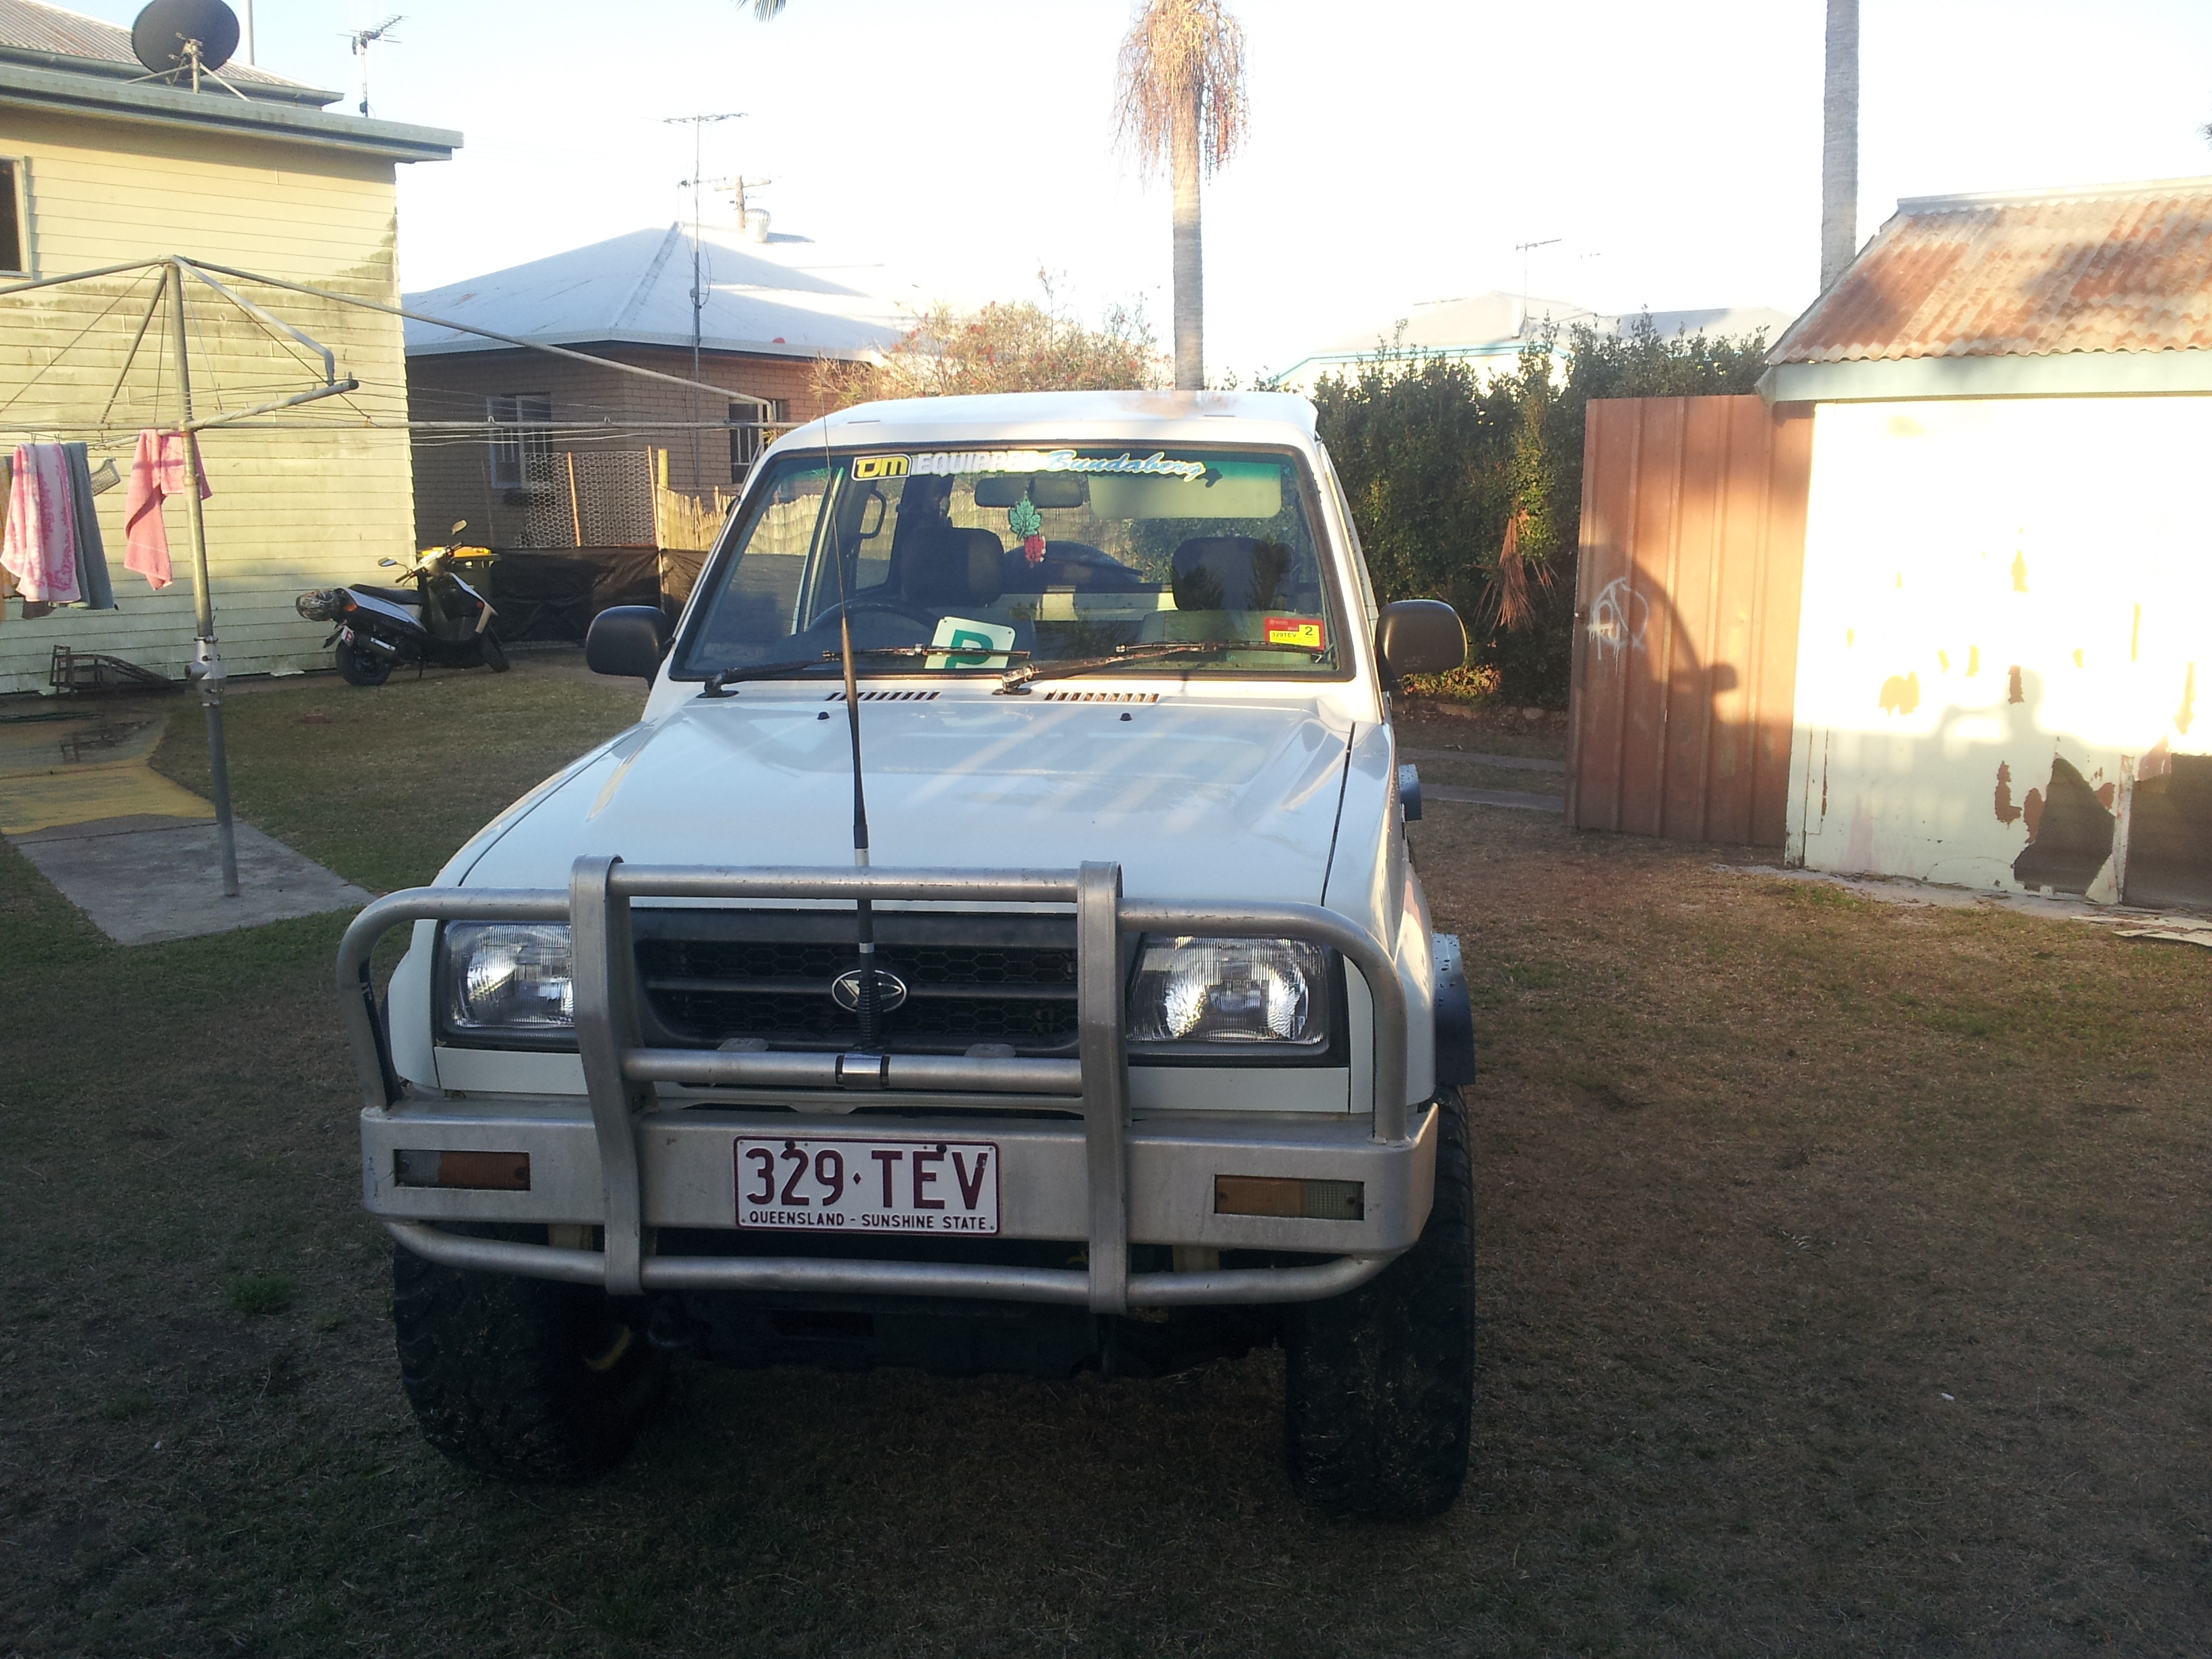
[1170,536,1294,612]
[900,525,1005,611]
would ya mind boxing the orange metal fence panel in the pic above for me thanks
[1566,395,1812,847]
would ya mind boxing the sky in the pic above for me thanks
[66,0,2212,382]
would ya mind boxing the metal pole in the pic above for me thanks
[169,259,240,899]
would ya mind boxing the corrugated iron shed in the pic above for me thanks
[1771,177,2212,365]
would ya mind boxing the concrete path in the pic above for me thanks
[1425,783,1565,814]
[0,703,211,834]
[0,701,368,945]
[9,814,371,945]
[1399,745,1568,775]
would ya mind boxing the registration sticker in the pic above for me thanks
[1265,615,1325,650]
[736,1136,1000,1235]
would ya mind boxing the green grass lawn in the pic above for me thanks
[2,663,2207,1657]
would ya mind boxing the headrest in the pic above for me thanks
[1171,536,1292,611]
[905,526,1005,608]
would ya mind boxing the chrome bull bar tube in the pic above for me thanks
[382,1220,1399,1307]
[335,858,1416,1312]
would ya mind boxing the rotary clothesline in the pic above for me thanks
[0,253,764,901]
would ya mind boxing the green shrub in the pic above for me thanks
[1310,316,1770,703]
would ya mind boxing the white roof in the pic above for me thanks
[771,390,1320,456]
[1273,291,1797,385]
[403,222,917,362]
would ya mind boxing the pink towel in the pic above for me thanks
[124,430,209,592]
[2,443,82,605]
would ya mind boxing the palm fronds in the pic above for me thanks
[1113,0,1248,178]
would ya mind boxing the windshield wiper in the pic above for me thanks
[701,645,1031,697]
[996,639,1334,693]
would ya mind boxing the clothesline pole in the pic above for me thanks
[169,257,240,900]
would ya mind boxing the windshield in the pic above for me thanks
[674,445,1346,681]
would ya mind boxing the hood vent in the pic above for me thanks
[825,689,940,702]
[1042,691,1160,703]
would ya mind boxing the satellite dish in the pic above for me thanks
[131,0,241,77]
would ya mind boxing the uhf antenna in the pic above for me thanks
[348,15,403,117]
[822,421,881,1054]
[665,111,744,489]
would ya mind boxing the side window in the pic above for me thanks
[487,394,551,489]
[0,160,25,276]
[728,398,777,480]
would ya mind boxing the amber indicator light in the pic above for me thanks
[394,1149,531,1191]
[1213,1174,1363,1221]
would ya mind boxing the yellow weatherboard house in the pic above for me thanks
[0,0,456,694]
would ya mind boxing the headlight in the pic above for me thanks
[1128,937,1328,1047]
[442,923,574,1033]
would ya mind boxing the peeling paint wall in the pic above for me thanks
[1785,396,2212,903]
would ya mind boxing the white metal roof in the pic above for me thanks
[1272,291,1795,388]
[404,222,918,363]
[770,390,1320,458]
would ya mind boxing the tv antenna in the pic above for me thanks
[665,112,745,487]
[1515,237,1562,300]
[347,16,403,117]
[129,1,249,99]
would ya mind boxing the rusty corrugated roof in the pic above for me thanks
[1770,179,2212,364]
[0,0,321,97]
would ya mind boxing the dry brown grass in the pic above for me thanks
[1,674,2207,1656]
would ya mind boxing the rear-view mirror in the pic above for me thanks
[1376,600,1467,679]
[586,605,672,681]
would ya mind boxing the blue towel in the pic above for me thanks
[62,442,115,610]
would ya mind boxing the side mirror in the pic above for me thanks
[586,605,672,681]
[449,519,469,537]
[377,557,399,567]
[1376,599,1467,679]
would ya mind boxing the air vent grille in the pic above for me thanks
[1042,691,1161,703]
[825,689,940,702]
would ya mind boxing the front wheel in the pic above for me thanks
[1282,1090,1476,1518]
[478,629,510,673]
[335,638,392,687]
[392,1235,665,1481]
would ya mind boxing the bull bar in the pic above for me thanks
[339,859,1425,1314]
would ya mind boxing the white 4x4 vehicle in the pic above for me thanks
[340,391,1478,1517]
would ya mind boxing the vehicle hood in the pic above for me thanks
[457,695,1355,905]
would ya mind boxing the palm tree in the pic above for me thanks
[1820,0,1858,290]
[1115,0,1248,391]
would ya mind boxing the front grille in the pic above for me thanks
[634,909,1078,1056]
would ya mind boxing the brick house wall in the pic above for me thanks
[405,344,834,550]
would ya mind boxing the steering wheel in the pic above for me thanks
[810,597,939,631]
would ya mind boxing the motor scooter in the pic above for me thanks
[297,522,507,687]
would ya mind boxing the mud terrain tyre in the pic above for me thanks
[1282,1090,1475,1518]
[392,1233,665,1481]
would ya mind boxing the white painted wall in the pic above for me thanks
[1784,395,2212,893]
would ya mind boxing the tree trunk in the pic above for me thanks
[1172,82,1204,391]
[1820,0,1860,291]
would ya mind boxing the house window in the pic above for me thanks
[487,394,551,489]
[0,160,25,276]
[729,398,787,481]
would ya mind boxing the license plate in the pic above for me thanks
[735,1137,1000,1236]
